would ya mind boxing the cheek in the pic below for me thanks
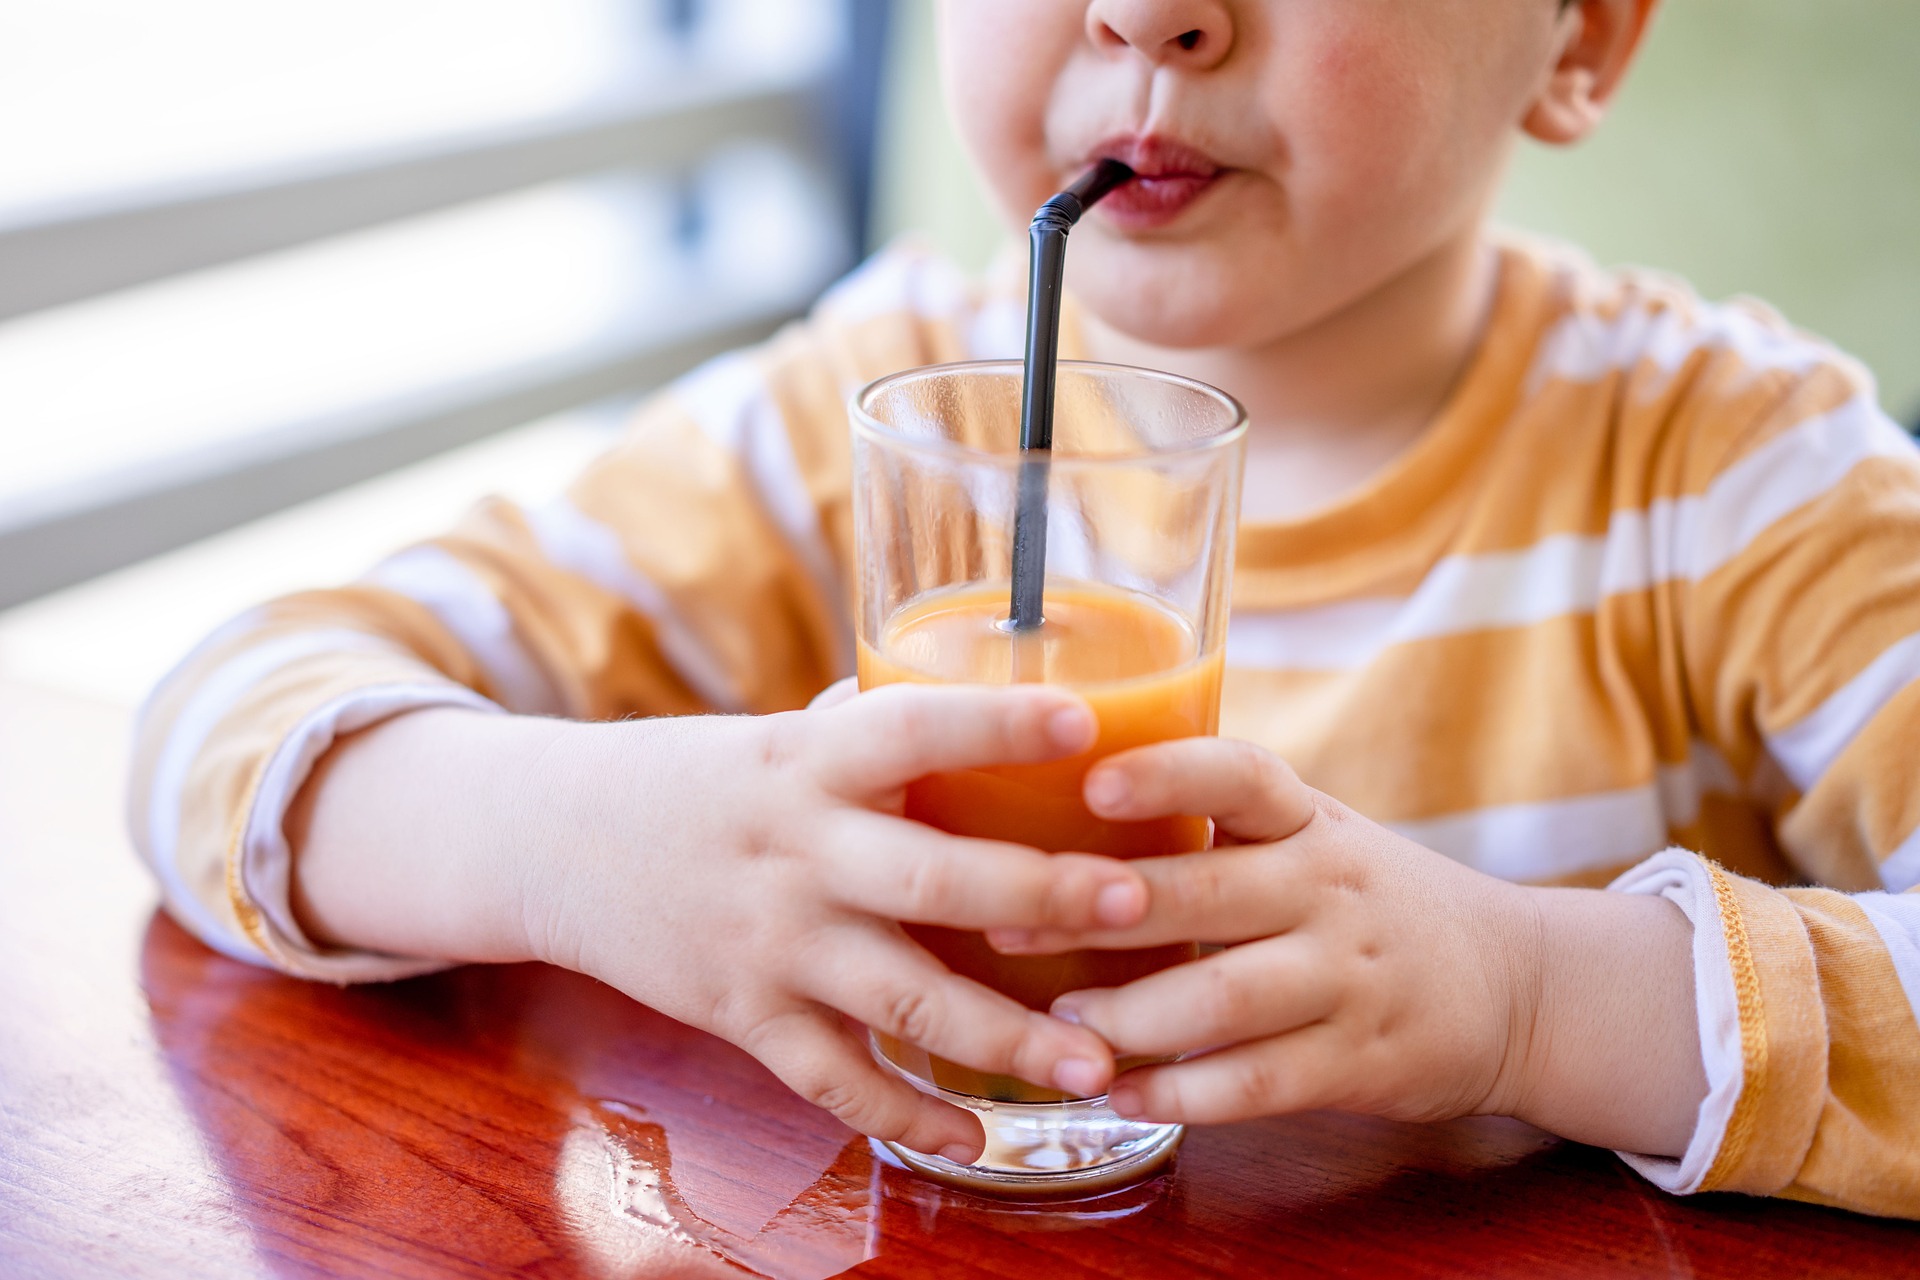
[938,0,1076,224]
[1287,18,1526,227]
[1297,41,1455,213]
[1063,5,1548,350]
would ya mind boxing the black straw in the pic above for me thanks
[1009,158,1134,632]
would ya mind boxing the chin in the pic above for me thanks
[1071,241,1298,351]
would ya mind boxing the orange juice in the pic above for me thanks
[856,579,1222,1101]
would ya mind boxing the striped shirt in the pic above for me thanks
[130,234,1920,1217]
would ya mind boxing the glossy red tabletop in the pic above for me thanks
[4,680,1917,1278]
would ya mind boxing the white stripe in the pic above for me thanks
[367,546,562,716]
[1655,742,1742,828]
[1594,504,1662,596]
[818,245,969,327]
[134,605,267,727]
[1386,747,1738,882]
[740,384,855,673]
[1765,631,1920,793]
[1712,398,1918,793]
[1388,783,1671,881]
[675,351,853,674]
[1226,597,1404,670]
[1399,533,1608,640]
[241,682,498,978]
[1228,395,1911,673]
[1229,533,1608,671]
[1653,761,1702,826]
[1610,850,1745,1195]
[1853,893,1920,1033]
[145,627,387,961]
[1686,393,1914,580]
[968,298,1025,360]
[527,497,744,712]
[1879,824,1920,893]
[1527,290,1829,392]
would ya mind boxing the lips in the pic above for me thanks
[1083,135,1226,231]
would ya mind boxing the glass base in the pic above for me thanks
[872,1048,1183,1197]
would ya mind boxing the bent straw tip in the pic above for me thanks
[1034,159,1136,231]
[1068,157,1136,206]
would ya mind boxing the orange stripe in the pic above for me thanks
[1700,868,1829,1195]
[1702,861,1771,1186]
[1225,610,1677,823]
[1777,679,1920,892]
[1685,457,1920,744]
[1777,891,1920,1214]
[571,408,841,713]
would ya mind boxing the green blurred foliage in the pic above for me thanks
[1499,0,1920,420]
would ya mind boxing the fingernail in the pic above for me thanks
[1050,1000,1084,1025]
[1108,1085,1144,1118]
[1086,769,1129,813]
[1053,1057,1105,1097]
[989,928,1034,952]
[1047,705,1096,751]
[1095,880,1142,927]
[939,1143,978,1165]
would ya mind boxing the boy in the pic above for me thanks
[131,0,1920,1217]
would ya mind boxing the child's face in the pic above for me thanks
[938,0,1574,350]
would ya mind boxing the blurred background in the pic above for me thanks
[1,0,1914,707]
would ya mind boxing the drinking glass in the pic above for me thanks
[850,360,1247,1194]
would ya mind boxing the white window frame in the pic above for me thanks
[0,1,888,609]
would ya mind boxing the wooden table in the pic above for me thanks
[4,680,1917,1278]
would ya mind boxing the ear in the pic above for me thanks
[1522,0,1660,146]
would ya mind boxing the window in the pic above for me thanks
[0,0,884,607]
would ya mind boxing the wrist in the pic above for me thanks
[1495,886,1705,1156]
[515,711,765,980]
[451,711,584,968]
[290,707,570,967]
[1478,879,1549,1124]
[501,714,635,974]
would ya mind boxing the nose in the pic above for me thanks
[1086,0,1235,70]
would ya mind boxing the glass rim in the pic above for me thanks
[850,359,1249,469]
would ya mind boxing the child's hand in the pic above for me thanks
[985,738,1706,1156]
[986,737,1546,1130]
[525,682,1149,1164]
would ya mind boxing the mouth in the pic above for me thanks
[1082,135,1227,231]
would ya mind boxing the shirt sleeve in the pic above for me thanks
[1608,354,1920,1218]
[126,240,986,983]
[126,326,860,983]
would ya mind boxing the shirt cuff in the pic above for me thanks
[1607,850,1741,1193]
[1607,849,1826,1196]
[234,682,503,983]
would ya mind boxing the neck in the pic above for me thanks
[1079,229,1498,522]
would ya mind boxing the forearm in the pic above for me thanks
[287,707,579,965]
[1503,887,1707,1157]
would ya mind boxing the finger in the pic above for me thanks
[1084,737,1315,844]
[807,683,1096,796]
[806,923,1117,1100]
[987,843,1311,952]
[1047,935,1334,1057]
[742,1006,987,1162]
[808,677,860,711]
[824,809,1147,931]
[1105,1022,1350,1126]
